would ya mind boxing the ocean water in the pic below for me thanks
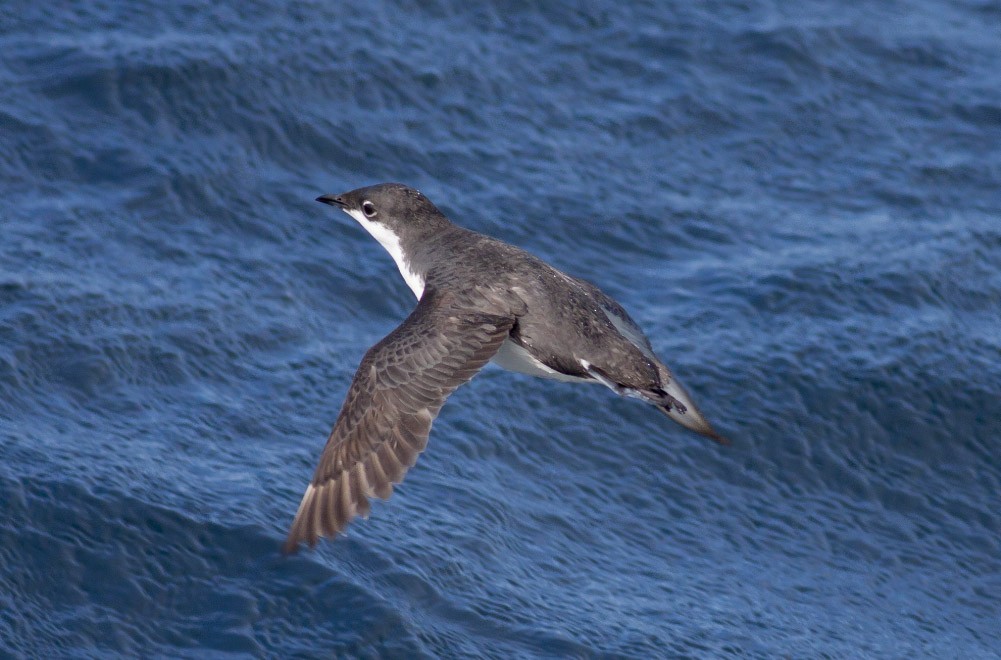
[2,0,1000,656]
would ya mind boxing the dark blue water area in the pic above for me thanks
[2,0,1000,656]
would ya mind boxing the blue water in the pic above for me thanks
[2,0,1000,656]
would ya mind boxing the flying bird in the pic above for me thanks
[284,183,725,552]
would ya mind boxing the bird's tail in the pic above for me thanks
[583,360,728,445]
[644,373,728,445]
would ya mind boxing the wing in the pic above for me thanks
[283,288,515,553]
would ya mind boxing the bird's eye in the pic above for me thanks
[362,201,377,217]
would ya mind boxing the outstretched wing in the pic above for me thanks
[284,288,515,553]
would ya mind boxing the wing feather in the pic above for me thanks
[283,288,514,552]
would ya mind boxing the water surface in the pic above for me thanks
[1,0,999,656]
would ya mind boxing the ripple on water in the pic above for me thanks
[1,0,1000,656]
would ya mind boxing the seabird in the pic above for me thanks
[284,183,725,552]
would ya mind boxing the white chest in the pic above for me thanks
[345,208,426,298]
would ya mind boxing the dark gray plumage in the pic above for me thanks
[283,183,725,552]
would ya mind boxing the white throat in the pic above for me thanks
[345,208,425,298]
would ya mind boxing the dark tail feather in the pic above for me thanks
[583,361,728,445]
[646,387,729,445]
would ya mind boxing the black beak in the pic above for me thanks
[316,194,347,207]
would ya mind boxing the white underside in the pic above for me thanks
[345,208,426,298]
[492,339,592,383]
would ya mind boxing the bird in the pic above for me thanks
[283,183,725,553]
